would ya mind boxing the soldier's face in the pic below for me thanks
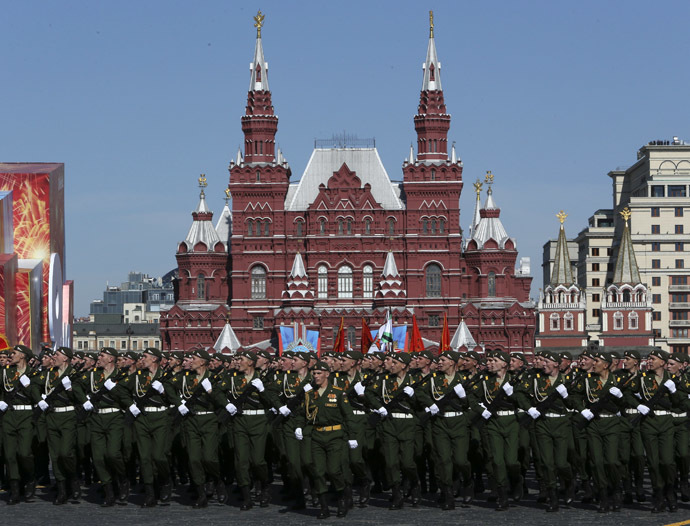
[312,369,329,387]
[623,357,638,370]
[648,356,665,371]
[592,358,610,374]
[509,357,522,371]
[97,353,113,369]
[667,359,683,374]
[542,359,559,376]
[438,356,455,375]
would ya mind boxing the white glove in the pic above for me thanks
[278,405,291,417]
[348,440,358,449]
[664,379,677,394]
[304,384,313,393]
[250,378,264,392]
[581,409,594,421]
[376,406,388,417]
[104,379,116,391]
[177,404,189,416]
[609,387,623,399]
[0,401,8,412]
[528,407,541,419]
[38,400,49,412]
[354,382,365,396]
[83,401,94,411]
[502,383,513,396]
[151,380,164,394]
[454,383,466,398]
[481,409,492,420]
[201,377,213,393]
[61,376,72,390]
[270,407,277,414]
[128,403,141,417]
[225,402,237,415]
[556,384,568,399]
[295,427,303,441]
[425,403,440,416]
[403,386,414,398]
[19,375,30,388]
[637,404,650,416]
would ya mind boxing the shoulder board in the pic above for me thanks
[642,372,647,377]
[93,367,98,372]
[536,373,540,378]
[433,372,437,377]
[587,373,591,378]
[332,385,343,391]
[137,370,142,376]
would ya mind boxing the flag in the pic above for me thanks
[441,313,451,352]
[410,314,424,352]
[361,317,374,353]
[333,317,345,353]
[380,309,394,352]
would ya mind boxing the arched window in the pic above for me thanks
[431,219,437,234]
[388,218,395,235]
[440,218,445,234]
[363,265,374,299]
[629,311,639,330]
[263,221,270,236]
[488,272,496,297]
[564,312,573,330]
[431,168,436,180]
[247,220,253,236]
[251,266,266,299]
[364,218,371,235]
[550,313,560,331]
[318,265,328,299]
[338,266,353,299]
[347,219,352,235]
[622,289,631,303]
[613,311,624,330]
[320,218,326,234]
[423,219,429,234]
[425,263,441,297]
[338,219,344,235]
[197,274,206,300]
[296,221,303,237]
[347,326,356,348]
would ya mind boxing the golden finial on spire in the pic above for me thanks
[254,10,265,38]
[556,210,568,225]
[429,10,434,38]
[473,178,483,197]
[224,187,231,203]
[620,206,632,225]
[484,170,494,185]
[198,173,207,188]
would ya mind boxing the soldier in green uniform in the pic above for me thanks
[33,347,54,488]
[0,345,40,504]
[78,347,131,506]
[36,346,85,505]
[618,350,646,503]
[666,352,690,502]
[295,360,356,519]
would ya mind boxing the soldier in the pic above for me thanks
[618,350,646,503]
[294,360,356,519]
[666,352,690,502]
[0,345,40,504]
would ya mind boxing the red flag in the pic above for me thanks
[333,317,345,353]
[361,317,374,353]
[410,315,424,352]
[441,313,451,352]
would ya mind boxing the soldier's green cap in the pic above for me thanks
[609,350,622,360]
[100,347,118,358]
[171,351,185,360]
[256,350,272,360]
[191,348,210,361]
[649,348,669,362]
[322,351,336,359]
[418,350,435,361]
[581,348,597,359]
[341,350,363,361]
[511,352,527,364]
[392,352,411,365]
[624,350,641,361]
[560,351,574,361]
[464,351,481,362]
[236,350,257,362]
[13,344,34,359]
[74,351,86,359]
[86,352,99,361]
[541,350,561,364]
[292,351,310,363]
[439,350,460,362]
[312,361,330,372]
[143,347,162,359]
[308,351,318,360]
[669,352,685,363]
[368,352,385,361]
[594,351,613,364]
[493,350,511,364]
[124,351,139,361]
[57,346,73,359]
[281,351,295,359]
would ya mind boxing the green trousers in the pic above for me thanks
[380,417,417,487]
[586,416,621,492]
[484,415,520,490]
[90,411,125,485]
[134,411,170,485]
[2,409,35,482]
[184,413,220,486]
[233,414,268,487]
[46,411,77,482]
[311,428,345,495]
[534,416,572,489]
[640,415,675,492]
[432,414,470,488]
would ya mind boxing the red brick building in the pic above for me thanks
[160,16,536,354]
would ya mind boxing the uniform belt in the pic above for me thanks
[53,406,75,413]
[193,410,214,416]
[625,409,638,415]
[598,412,620,418]
[242,409,265,415]
[12,405,32,411]
[673,412,688,418]
[143,406,168,413]
[95,408,121,414]
[390,412,414,419]
[495,410,515,417]
[654,410,673,416]
[441,411,463,418]
[544,412,566,418]
[352,410,366,415]
[315,425,342,432]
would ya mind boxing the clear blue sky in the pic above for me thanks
[2,1,689,316]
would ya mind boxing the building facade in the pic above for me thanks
[159,14,536,354]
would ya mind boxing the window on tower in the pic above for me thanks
[363,265,373,298]
[613,311,624,330]
[338,266,353,299]
[364,218,371,235]
[488,272,496,297]
[251,266,266,299]
[564,312,573,330]
[256,63,261,82]
[388,218,395,235]
[549,313,560,331]
[347,219,352,235]
[440,218,446,233]
[338,219,344,235]
[429,63,435,81]
[318,265,328,299]
[320,218,327,234]
[629,312,639,330]
[197,274,205,300]
[247,220,254,236]
[431,219,437,234]
[425,264,442,297]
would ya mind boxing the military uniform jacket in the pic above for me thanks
[570,371,629,413]
[515,371,573,414]
[467,372,519,417]
[1,365,40,407]
[218,370,276,412]
[268,370,313,410]
[624,370,682,413]
[364,372,431,414]
[40,365,86,408]
[78,367,131,410]
[296,383,354,435]
[169,369,222,412]
[425,371,471,414]
[123,368,172,408]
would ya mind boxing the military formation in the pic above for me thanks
[1,341,690,517]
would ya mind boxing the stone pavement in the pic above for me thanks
[1,483,689,526]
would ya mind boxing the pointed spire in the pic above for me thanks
[213,318,242,354]
[409,143,415,164]
[249,10,269,91]
[550,211,574,286]
[613,207,641,284]
[422,10,442,91]
[382,250,400,278]
[289,252,307,278]
[450,318,478,351]
[467,178,483,244]
[236,147,243,165]
[471,172,512,249]
[451,142,457,163]
[195,173,209,213]
[183,174,223,252]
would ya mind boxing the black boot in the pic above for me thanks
[597,490,609,513]
[680,481,690,502]
[290,486,306,510]
[101,483,116,507]
[317,494,330,519]
[141,484,157,508]
[24,479,36,503]
[159,481,171,505]
[581,479,593,504]
[259,481,270,508]
[117,476,130,504]
[410,484,421,507]
[651,490,665,513]
[343,484,353,509]
[495,486,509,511]
[70,477,81,501]
[546,487,559,512]
[611,488,622,512]
[359,480,371,508]
[216,480,228,504]
[440,485,455,511]
[666,485,678,512]
[512,474,524,502]
[337,491,348,517]
[240,486,253,511]
[389,484,403,510]
[537,481,548,503]
[192,484,207,509]
[8,480,21,505]
[53,481,68,506]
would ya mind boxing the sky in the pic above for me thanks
[2,1,690,316]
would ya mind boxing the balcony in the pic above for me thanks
[670,320,690,327]
[669,285,690,292]
[669,302,690,309]
[602,302,648,309]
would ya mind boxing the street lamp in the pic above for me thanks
[126,325,133,351]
